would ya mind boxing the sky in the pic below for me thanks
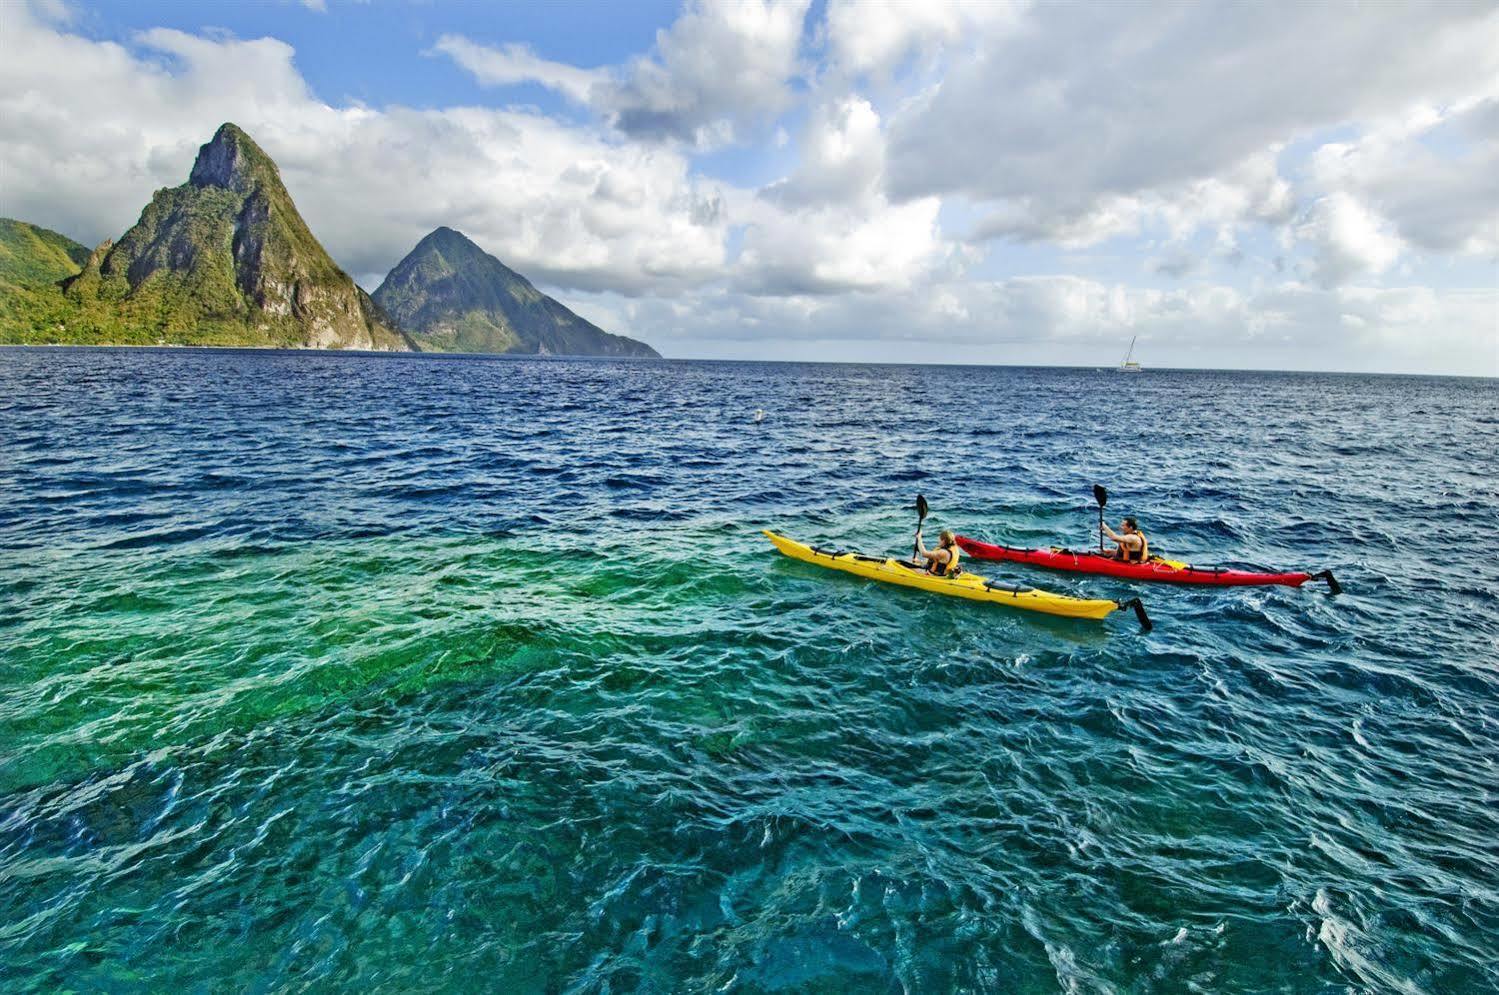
[1,0,1496,374]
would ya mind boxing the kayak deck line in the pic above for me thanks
[955,536,1340,593]
[765,531,1152,630]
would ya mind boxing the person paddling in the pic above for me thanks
[1101,516,1148,562]
[914,528,962,576]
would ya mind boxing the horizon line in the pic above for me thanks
[3,344,1493,380]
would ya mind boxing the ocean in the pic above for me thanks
[1,347,1495,991]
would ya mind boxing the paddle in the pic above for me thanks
[1118,597,1153,633]
[1093,483,1108,553]
[913,493,929,561]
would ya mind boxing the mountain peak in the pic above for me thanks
[374,230,659,357]
[188,122,280,192]
[52,122,410,351]
[415,226,487,260]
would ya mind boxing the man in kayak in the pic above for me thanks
[1101,516,1149,562]
[913,529,962,576]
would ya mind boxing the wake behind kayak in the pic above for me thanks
[765,531,1151,630]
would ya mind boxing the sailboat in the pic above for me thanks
[1119,335,1142,373]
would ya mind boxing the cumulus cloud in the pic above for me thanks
[822,0,1025,78]
[741,95,954,294]
[884,2,1499,251]
[760,95,883,208]
[1305,95,1499,259]
[429,35,607,105]
[734,192,946,296]
[436,1,811,148]
[615,276,1496,374]
[1292,193,1403,289]
[597,0,812,145]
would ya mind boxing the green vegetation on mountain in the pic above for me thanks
[0,221,92,339]
[0,124,411,350]
[1,128,654,356]
[0,219,90,289]
[373,227,658,357]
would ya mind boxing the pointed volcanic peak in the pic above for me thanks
[55,123,410,350]
[187,122,283,193]
[373,227,659,358]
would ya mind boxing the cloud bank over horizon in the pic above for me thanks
[1,0,1494,373]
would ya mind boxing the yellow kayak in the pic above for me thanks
[764,530,1151,629]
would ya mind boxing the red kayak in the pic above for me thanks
[955,537,1340,591]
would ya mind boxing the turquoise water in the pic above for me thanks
[1,348,1496,991]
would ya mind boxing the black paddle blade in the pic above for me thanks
[1093,484,1108,508]
[1318,570,1342,596]
[1120,597,1152,633]
[915,494,929,521]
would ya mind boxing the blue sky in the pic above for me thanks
[72,1,682,110]
[2,0,1496,373]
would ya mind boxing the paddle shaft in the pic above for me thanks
[1093,484,1109,554]
[913,494,929,561]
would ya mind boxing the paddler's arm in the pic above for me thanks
[1101,522,1123,541]
[913,532,951,567]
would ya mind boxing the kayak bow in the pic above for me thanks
[765,530,1151,630]
[955,536,1340,593]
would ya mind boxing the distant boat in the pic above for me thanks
[1119,335,1142,372]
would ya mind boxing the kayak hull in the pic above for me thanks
[955,537,1315,587]
[764,530,1124,621]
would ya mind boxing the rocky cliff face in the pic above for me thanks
[373,227,658,357]
[58,124,410,351]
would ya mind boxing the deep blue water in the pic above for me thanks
[1,347,1496,992]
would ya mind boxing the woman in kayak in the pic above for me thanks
[914,529,962,576]
[1102,516,1149,562]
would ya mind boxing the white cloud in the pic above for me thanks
[883,2,1499,252]
[1305,95,1499,259]
[822,0,1025,78]
[968,194,1144,249]
[436,1,811,147]
[741,95,954,294]
[1293,193,1403,289]
[734,191,946,295]
[617,276,1497,374]
[761,96,883,207]
[429,35,607,105]
[598,0,812,145]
